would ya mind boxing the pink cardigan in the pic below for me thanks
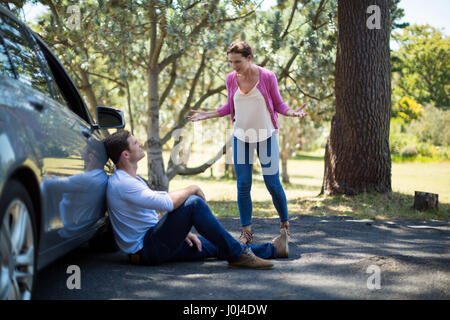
[216,65,290,130]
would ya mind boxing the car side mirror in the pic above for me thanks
[94,106,125,130]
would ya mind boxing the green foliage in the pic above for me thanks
[12,0,408,179]
[399,145,418,158]
[409,105,450,147]
[390,106,450,161]
[392,24,450,109]
[392,96,423,123]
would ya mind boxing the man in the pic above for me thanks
[103,130,288,269]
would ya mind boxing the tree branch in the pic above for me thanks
[278,51,299,82]
[183,0,202,11]
[312,0,328,30]
[149,0,158,68]
[178,51,208,122]
[287,74,332,101]
[85,71,125,87]
[159,60,177,106]
[217,9,256,23]
[161,84,226,145]
[158,51,184,72]
[166,136,232,180]
[281,0,299,40]
[40,0,62,27]
[151,7,167,67]
[158,2,218,72]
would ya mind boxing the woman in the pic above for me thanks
[188,41,307,245]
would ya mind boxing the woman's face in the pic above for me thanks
[228,52,252,73]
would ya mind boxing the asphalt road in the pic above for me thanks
[34,215,450,300]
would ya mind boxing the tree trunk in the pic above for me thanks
[147,67,168,191]
[78,67,98,115]
[322,0,392,195]
[414,191,439,211]
[125,81,134,135]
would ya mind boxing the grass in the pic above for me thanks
[138,148,450,221]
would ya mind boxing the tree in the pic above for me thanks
[392,96,423,123]
[142,1,259,190]
[252,0,337,184]
[322,0,392,195]
[11,0,345,191]
[20,0,256,191]
[392,25,449,109]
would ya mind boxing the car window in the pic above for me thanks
[0,35,15,77]
[0,13,52,97]
[35,36,94,124]
[27,33,69,107]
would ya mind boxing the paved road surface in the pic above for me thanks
[34,215,450,300]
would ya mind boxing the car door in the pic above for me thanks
[0,12,107,254]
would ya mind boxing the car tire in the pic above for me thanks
[0,179,38,300]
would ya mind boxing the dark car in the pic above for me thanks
[0,5,125,299]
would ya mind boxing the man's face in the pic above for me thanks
[126,135,145,163]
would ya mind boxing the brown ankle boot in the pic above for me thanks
[272,228,289,258]
[229,248,274,269]
[280,221,290,236]
[238,229,253,245]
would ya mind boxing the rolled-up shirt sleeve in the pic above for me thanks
[269,73,290,115]
[216,73,232,117]
[216,103,231,117]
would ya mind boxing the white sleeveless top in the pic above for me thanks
[233,81,275,143]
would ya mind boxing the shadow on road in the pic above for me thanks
[34,215,450,300]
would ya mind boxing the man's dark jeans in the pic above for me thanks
[139,195,277,265]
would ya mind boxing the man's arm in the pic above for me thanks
[168,185,206,210]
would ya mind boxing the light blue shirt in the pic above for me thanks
[106,169,174,254]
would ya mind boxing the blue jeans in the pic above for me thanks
[233,133,289,227]
[139,195,276,265]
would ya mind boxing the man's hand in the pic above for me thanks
[191,185,206,201]
[168,185,207,210]
[185,232,202,252]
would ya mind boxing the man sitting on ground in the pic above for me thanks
[103,130,289,269]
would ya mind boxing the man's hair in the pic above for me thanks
[103,130,131,165]
[227,41,253,58]
[86,137,108,165]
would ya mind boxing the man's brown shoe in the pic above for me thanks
[272,228,289,258]
[229,248,274,269]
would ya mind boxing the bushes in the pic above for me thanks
[390,104,450,161]
[392,96,424,123]
[409,105,450,146]
[400,145,418,158]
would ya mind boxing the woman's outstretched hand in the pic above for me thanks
[187,110,212,122]
[287,103,307,118]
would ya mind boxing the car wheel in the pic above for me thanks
[0,180,37,300]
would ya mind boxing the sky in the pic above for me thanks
[22,0,450,37]
[262,0,450,35]
[395,0,449,35]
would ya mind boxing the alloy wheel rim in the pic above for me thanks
[0,199,35,300]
